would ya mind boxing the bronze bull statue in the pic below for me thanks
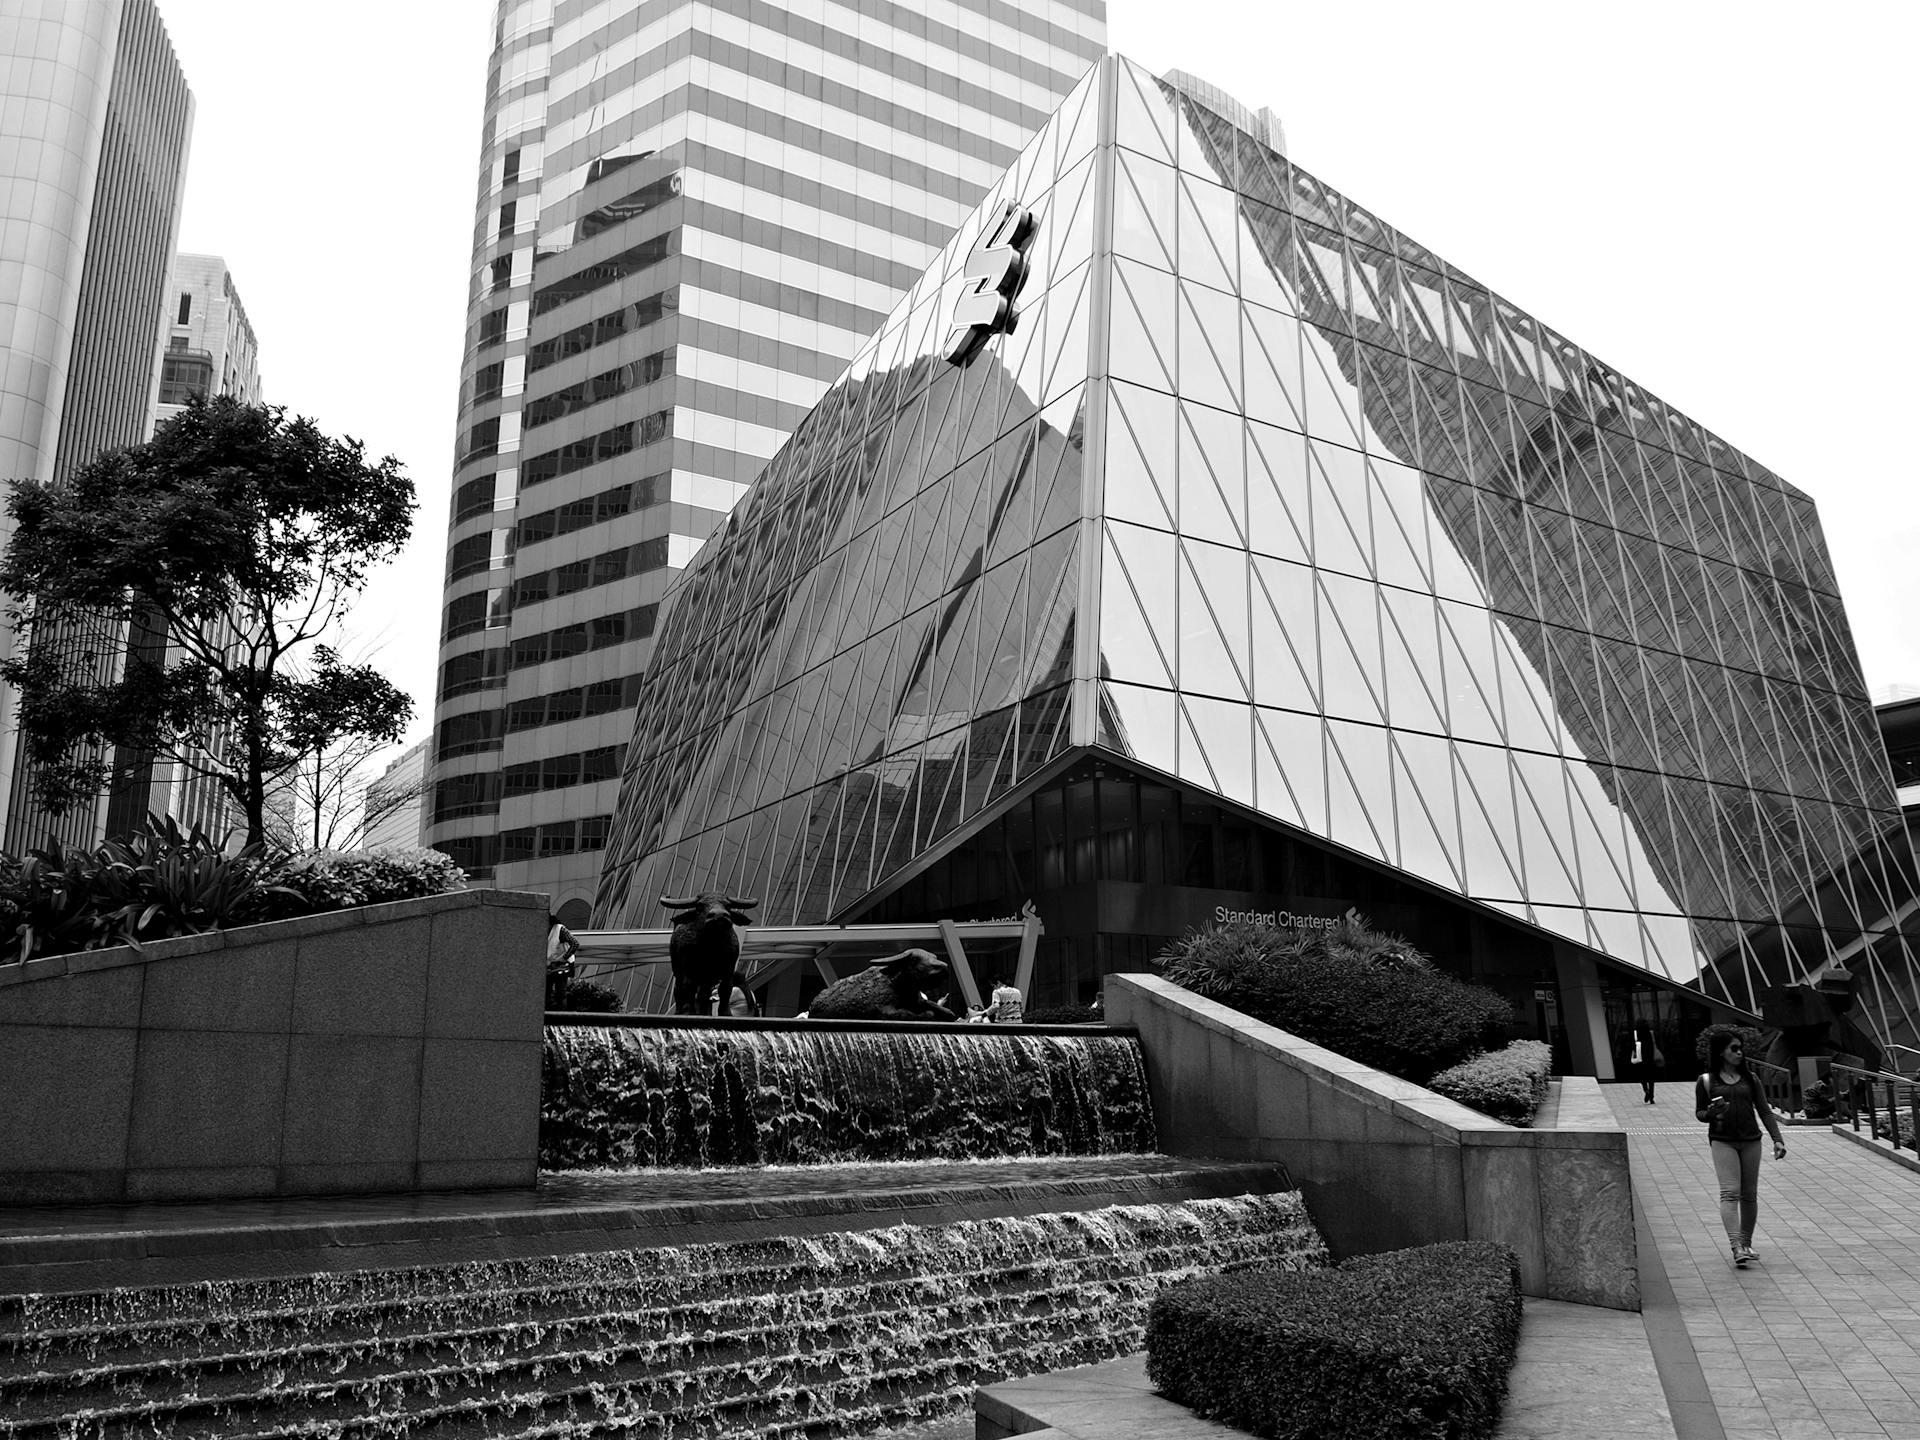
[661,892,757,1015]
[809,949,956,1022]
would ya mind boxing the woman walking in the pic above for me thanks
[1629,1021,1663,1104]
[1694,1031,1788,1268]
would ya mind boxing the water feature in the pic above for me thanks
[541,1022,1158,1169]
[2,1194,1328,1439]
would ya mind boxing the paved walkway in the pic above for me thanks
[1609,1081,1920,1440]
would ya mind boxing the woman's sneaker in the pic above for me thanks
[1733,1245,1749,1268]
[1739,1245,1758,1264]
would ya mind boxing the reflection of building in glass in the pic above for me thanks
[104,254,266,840]
[427,0,1108,916]
[595,58,1920,1065]
[0,0,193,850]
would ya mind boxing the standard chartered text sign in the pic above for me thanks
[944,200,1038,366]
[1213,905,1360,932]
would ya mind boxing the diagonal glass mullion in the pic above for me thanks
[1103,524,1178,685]
[1111,259,1178,393]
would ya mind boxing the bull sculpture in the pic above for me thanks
[808,949,956,1022]
[661,892,757,1015]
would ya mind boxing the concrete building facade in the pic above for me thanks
[426,0,1107,916]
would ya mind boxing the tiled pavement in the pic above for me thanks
[1609,1081,1920,1440]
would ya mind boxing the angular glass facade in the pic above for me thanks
[428,0,1106,914]
[596,59,1920,1052]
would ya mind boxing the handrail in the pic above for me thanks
[1831,1061,1920,1159]
[1746,1055,1800,1115]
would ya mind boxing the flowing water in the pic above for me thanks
[1,1024,1330,1437]
[541,1024,1158,1169]
[3,1193,1329,1439]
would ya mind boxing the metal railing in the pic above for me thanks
[1831,1061,1920,1159]
[1748,1056,1800,1115]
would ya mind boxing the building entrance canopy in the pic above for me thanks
[578,909,1043,1013]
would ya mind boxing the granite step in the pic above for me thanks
[1,1182,1329,1440]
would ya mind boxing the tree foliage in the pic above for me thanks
[0,397,416,844]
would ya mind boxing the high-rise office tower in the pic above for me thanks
[428,0,1107,918]
[0,0,193,849]
[102,253,265,840]
[153,254,263,420]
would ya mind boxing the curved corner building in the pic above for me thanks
[428,0,1108,921]
[594,58,1920,1064]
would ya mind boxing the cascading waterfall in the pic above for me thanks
[540,1025,1158,1169]
[2,1194,1328,1440]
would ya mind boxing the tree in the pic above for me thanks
[0,396,416,845]
[263,704,426,853]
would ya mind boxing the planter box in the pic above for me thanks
[1107,975,1638,1310]
[0,889,548,1205]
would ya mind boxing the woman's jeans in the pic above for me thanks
[1640,1069,1656,1102]
[1711,1138,1763,1246]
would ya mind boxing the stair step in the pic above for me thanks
[1,1193,1327,1440]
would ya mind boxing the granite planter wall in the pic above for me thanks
[1106,974,1638,1310]
[0,889,548,1205]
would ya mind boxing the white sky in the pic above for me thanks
[153,0,1920,751]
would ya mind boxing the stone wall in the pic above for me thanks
[1106,974,1638,1310]
[0,889,547,1205]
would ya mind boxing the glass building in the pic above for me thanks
[427,0,1107,921]
[0,0,193,849]
[595,58,1920,1066]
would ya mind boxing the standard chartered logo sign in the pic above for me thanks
[943,200,1038,366]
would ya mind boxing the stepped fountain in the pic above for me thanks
[0,1008,1329,1438]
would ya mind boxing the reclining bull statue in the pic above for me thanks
[661,892,757,1015]
[809,949,956,1022]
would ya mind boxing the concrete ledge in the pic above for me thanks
[1106,975,1638,1310]
[1831,1122,1920,1175]
[0,1158,1300,1297]
[0,889,548,1205]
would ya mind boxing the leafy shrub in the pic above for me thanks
[557,978,623,1013]
[1692,1022,1768,1067]
[1158,917,1511,1084]
[1428,1040,1553,1126]
[1022,1003,1102,1025]
[0,822,467,963]
[0,818,294,962]
[1147,1240,1522,1440]
[1801,1079,1834,1119]
[260,845,466,916]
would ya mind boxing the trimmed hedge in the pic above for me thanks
[1158,916,1512,1084]
[1022,1003,1102,1025]
[1147,1240,1522,1440]
[1428,1040,1553,1126]
[260,845,468,916]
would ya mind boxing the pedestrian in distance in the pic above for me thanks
[1630,1021,1664,1104]
[1695,1030,1787,1268]
[545,913,580,1009]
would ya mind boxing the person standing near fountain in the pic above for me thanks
[987,979,1024,1024]
[546,914,580,1009]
